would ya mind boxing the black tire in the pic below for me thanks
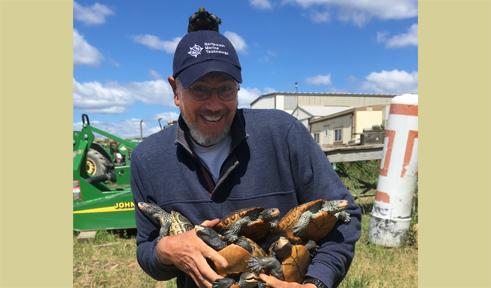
[86,148,111,177]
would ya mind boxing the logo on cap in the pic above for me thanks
[188,44,203,58]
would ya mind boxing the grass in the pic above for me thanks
[73,206,417,287]
[339,213,418,288]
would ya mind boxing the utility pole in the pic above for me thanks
[139,120,144,141]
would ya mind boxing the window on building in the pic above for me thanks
[314,133,320,143]
[335,129,342,142]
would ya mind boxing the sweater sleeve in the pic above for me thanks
[286,120,362,288]
[131,151,182,281]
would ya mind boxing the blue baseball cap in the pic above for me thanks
[173,30,242,88]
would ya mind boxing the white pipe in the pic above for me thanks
[368,94,418,247]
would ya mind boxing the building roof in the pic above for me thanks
[293,105,352,118]
[250,91,396,106]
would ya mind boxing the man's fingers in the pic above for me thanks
[202,245,229,269]
[185,261,213,288]
[195,254,223,284]
[259,273,282,287]
[200,218,220,227]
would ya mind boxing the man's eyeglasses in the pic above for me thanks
[187,83,239,101]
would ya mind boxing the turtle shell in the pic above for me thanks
[268,237,315,283]
[276,199,324,243]
[236,236,267,257]
[214,243,252,276]
[169,210,194,235]
[277,199,345,243]
[216,207,280,243]
[280,243,312,283]
[215,207,265,232]
[241,208,280,242]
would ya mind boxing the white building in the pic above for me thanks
[309,105,386,147]
[250,92,395,113]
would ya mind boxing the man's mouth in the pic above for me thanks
[202,114,224,123]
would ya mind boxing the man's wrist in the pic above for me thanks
[303,277,328,288]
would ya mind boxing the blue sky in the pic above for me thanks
[74,0,418,138]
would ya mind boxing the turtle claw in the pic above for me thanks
[224,233,239,244]
[292,223,305,238]
[335,211,351,223]
[247,256,262,273]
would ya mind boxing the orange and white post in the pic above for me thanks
[368,94,418,247]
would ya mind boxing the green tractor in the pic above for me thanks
[73,114,139,231]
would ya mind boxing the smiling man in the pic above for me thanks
[132,30,361,288]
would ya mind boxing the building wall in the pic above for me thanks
[291,107,311,129]
[311,113,353,146]
[252,95,275,109]
[297,95,392,107]
[354,110,384,142]
[251,94,394,111]
[284,95,298,110]
[275,95,285,110]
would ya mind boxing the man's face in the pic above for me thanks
[171,72,238,146]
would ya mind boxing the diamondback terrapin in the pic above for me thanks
[196,226,267,277]
[137,202,193,237]
[215,207,280,243]
[276,199,351,243]
[269,237,317,283]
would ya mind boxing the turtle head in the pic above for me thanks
[269,236,292,260]
[239,272,259,288]
[260,208,280,221]
[321,199,349,213]
[137,202,168,220]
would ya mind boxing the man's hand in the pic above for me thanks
[259,274,318,288]
[155,219,228,288]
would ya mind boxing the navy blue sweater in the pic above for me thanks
[131,109,361,288]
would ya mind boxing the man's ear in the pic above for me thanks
[168,76,180,107]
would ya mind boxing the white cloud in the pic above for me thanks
[250,0,273,10]
[224,31,248,53]
[74,2,114,26]
[134,35,182,54]
[310,10,330,23]
[305,74,332,86]
[238,87,276,108]
[378,23,418,48]
[73,78,174,114]
[285,0,417,25]
[74,118,162,139]
[361,69,418,94]
[74,29,103,66]
[149,69,164,80]
[258,50,277,63]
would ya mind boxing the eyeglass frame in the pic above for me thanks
[180,80,240,102]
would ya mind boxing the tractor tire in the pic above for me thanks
[86,148,111,177]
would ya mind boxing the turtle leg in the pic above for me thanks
[223,217,250,243]
[247,256,263,273]
[159,221,171,237]
[247,257,284,280]
[334,211,351,223]
[292,211,314,237]
[213,277,236,288]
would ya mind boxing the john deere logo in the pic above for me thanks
[188,44,203,58]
